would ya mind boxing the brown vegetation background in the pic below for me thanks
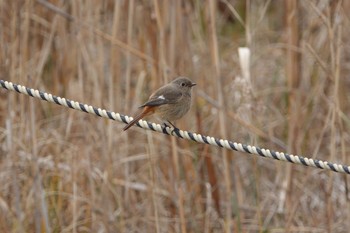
[1,0,350,232]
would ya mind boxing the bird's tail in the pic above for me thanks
[123,107,153,131]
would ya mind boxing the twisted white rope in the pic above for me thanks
[1,79,349,174]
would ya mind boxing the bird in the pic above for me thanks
[123,77,196,131]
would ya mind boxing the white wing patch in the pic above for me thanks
[158,95,165,100]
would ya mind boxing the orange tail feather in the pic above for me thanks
[123,106,154,131]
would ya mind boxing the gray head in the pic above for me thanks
[171,77,196,91]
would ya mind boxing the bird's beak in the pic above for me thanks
[190,83,196,87]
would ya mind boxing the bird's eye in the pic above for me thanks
[181,83,185,87]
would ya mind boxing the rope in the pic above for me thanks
[1,79,349,175]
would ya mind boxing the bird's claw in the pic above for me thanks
[171,127,180,136]
[162,122,180,135]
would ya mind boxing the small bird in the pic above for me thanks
[123,77,196,131]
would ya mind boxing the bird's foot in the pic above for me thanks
[163,121,180,135]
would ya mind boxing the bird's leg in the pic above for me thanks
[164,121,181,135]
[162,122,170,128]
[166,121,178,129]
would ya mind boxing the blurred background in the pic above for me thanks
[1,0,350,232]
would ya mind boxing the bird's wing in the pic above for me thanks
[140,85,182,107]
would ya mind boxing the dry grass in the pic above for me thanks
[1,0,350,232]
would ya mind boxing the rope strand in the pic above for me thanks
[1,79,349,174]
